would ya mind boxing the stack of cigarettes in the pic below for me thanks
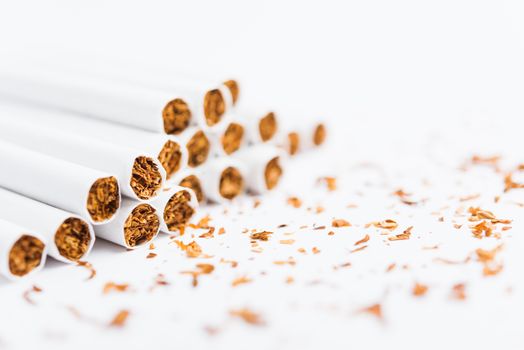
[0,64,327,280]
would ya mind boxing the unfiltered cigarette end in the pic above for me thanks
[219,167,244,200]
[163,98,191,135]
[55,217,91,261]
[131,156,163,200]
[223,80,239,105]
[221,123,244,155]
[87,176,120,223]
[187,130,210,167]
[203,89,226,126]
[124,204,160,248]
[9,235,45,277]
[288,132,300,155]
[158,140,183,180]
[164,190,195,231]
[259,112,277,142]
[313,123,326,146]
[179,175,204,203]
[265,157,283,190]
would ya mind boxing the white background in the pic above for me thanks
[0,1,523,349]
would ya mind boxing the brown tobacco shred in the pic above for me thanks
[9,235,45,276]
[368,219,398,230]
[471,155,501,166]
[451,283,466,300]
[359,303,382,320]
[218,227,226,235]
[199,227,215,239]
[86,176,120,222]
[175,240,202,258]
[319,176,337,191]
[232,276,252,287]
[468,207,510,224]
[223,80,239,104]
[312,247,321,254]
[189,215,211,229]
[412,283,428,297]
[287,197,302,208]
[55,217,91,261]
[187,130,211,167]
[274,259,296,266]
[221,123,244,155]
[470,221,495,238]
[279,239,295,245]
[287,132,300,155]
[332,219,351,227]
[130,156,163,200]
[162,98,191,135]
[179,175,204,203]
[109,310,130,327]
[313,123,326,146]
[386,263,396,272]
[354,234,370,246]
[124,204,159,247]
[219,167,244,199]
[230,308,265,325]
[203,89,226,126]
[77,261,97,280]
[220,258,238,268]
[504,173,524,192]
[22,285,42,305]
[146,252,157,259]
[181,263,214,287]
[103,282,130,294]
[250,231,272,241]
[164,190,195,231]
[351,245,368,253]
[259,112,277,141]
[388,226,412,241]
[264,157,282,190]
[157,140,183,179]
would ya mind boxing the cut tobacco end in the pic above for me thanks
[157,140,183,180]
[219,167,244,200]
[162,98,191,135]
[203,89,226,126]
[130,156,163,200]
[124,204,160,248]
[86,176,120,223]
[259,112,277,142]
[223,80,239,105]
[288,132,300,155]
[264,157,282,190]
[313,123,326,146]
[9,235,45,277]
[179,175,204,202]
[164,190,195,231]
[187,130,210,167]
[221,123,244,155]
[55,217,91,261]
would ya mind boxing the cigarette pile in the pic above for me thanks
[0,66,327,280]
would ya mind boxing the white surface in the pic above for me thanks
[0,0,523,349]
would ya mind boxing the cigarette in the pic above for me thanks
[94,199,160,249]
[0,140,120,225]
[151,186,199,233]
[0,104,188,180]
[243,110,279,144]
[0,117,165,200]
[177,127,212,168]
[170,169,206,203]
[233,145,284,194]
[0,187,95,263]
[0,66,193,135]
[0,218,47,280]
[199,158,245,203]
[208,120,246,156]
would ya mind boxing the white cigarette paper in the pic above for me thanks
[0,140,121,225]
[151,186,199,233]
[0,218,47,280]
[199,158,246,203]
[0,187,95,263]
[233,145,285,194]
[207,118,246,157]
[94,199,160,249]
[0,117,165,201]
[0,66,193,135]
[169,168,206,203]
[0,104,188,180]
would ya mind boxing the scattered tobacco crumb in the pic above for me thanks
[351,245,368,253]
[451,283,466,300]
[22,285,42,305]
[103,282,130,294]
[354,234,370,246]
[332,219,351,227]
[181,263,214,287]
[318,176,337,191]
[77,261,96,280]
[359,303,382,320]
[412,283,428,297]
[232,276,252,287]
[368,219,398,230]
[109,310,130,327]
[250,231,272,241]
[287,197,302,208]
[175,240,202,258]
[388,226,412,241]
[279,239,295,245]
[230,308,265,326]
[146,252,157,259]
